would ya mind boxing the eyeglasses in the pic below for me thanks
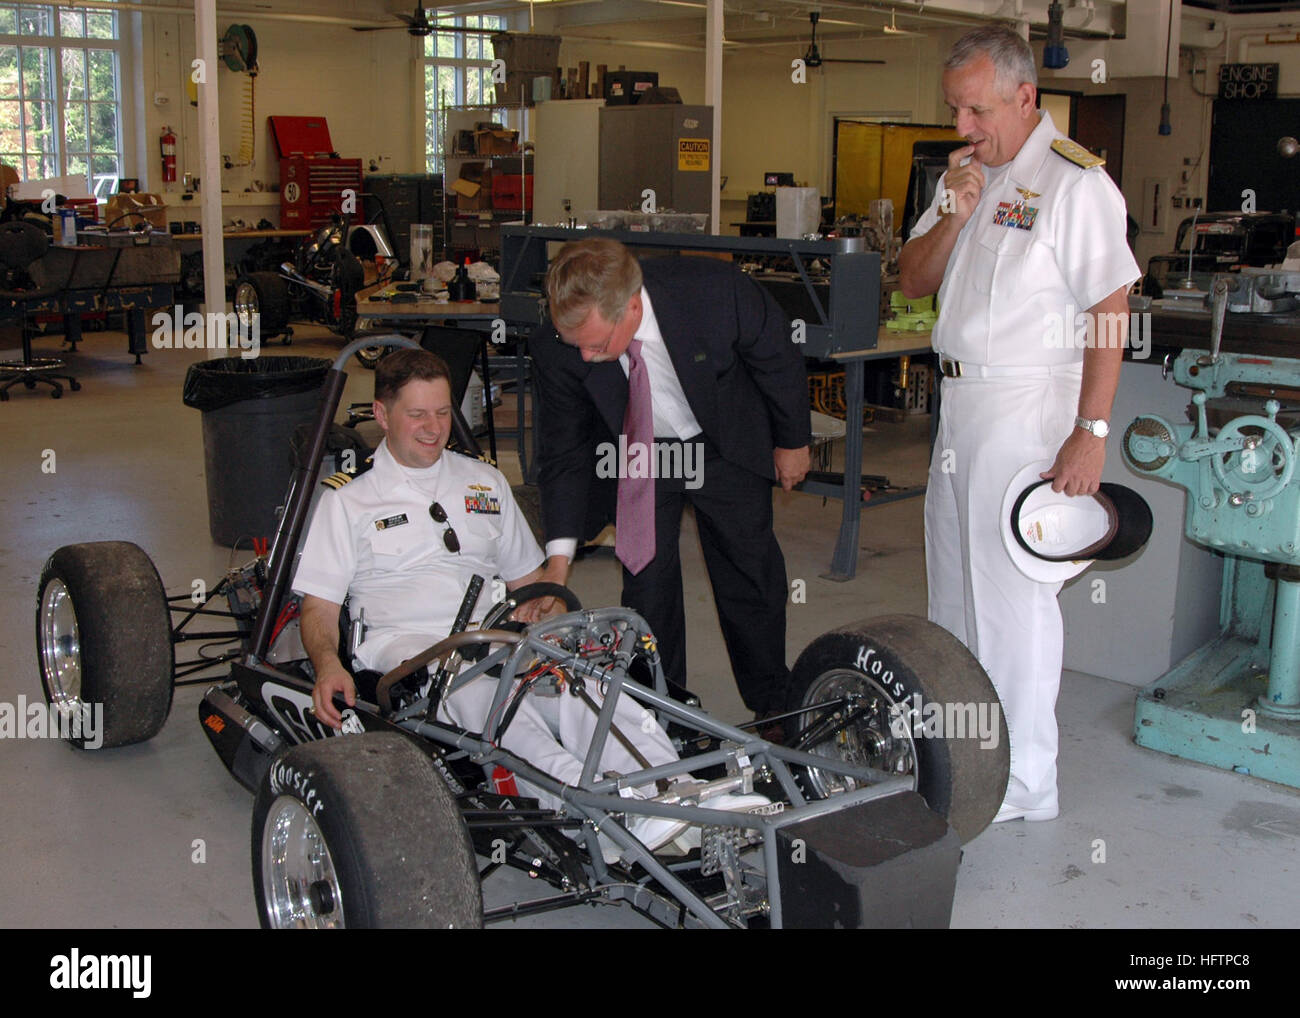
[429,501,460,554]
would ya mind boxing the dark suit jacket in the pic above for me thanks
[529,256,811,544]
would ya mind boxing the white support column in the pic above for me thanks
[194,0,226,354]
[705,0,722,235]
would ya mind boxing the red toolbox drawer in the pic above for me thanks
[490,174,533,210]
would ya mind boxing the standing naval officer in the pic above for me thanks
[899,26,1140,821]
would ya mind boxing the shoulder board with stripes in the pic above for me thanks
[321,472,353,490]
[1051,138,1104,169]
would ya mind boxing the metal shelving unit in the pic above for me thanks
[443,95,533,261]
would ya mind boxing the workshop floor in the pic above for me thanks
[2,326,1297,929]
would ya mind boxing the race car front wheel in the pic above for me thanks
[252,733,482,929]
[36,542,174,749]
[786,614,1009,844]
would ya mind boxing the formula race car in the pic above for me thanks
[232,214,389,347]
[34,336,1009,928]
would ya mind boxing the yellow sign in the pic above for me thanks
[678,138,710,172]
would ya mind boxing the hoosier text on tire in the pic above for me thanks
[786,614,1010,843]
[252,733,483,929]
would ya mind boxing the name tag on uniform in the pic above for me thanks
[374,513,409,530]
[992,200,1038,231]
[465,484,500,515]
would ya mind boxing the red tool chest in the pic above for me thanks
[270,115,363,230]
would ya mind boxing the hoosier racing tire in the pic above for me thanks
[786,615,1009,844]
[35,541,173,749]
[252,732,482,928]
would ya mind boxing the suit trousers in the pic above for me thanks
[923,368,1081,814]
[620,438,791,715]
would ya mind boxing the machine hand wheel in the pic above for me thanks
[1209,412,1295,503]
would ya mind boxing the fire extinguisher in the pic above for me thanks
[160,126,176,184]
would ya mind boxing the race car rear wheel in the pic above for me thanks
[252,733,482,928]
[36,542,173,749]
[234,271,290,336]
[786,614,1009,844]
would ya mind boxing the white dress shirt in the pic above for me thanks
[545,286,702,564]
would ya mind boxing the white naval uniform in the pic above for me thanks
[291,439,679,811]
[909,111,1140,814]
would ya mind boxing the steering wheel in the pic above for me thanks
[480,582,583,631]
[374,583,582,713]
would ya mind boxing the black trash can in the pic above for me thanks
[184,356,332,548]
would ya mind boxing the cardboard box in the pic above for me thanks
[452,172,493,211]
[106,192,167,230]
[474,128,518,156]
[458,161,487,183]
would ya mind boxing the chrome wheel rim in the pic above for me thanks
[797,668,919,798]
[39,578,84,722]
[233,282,260,330]
[261,796,345,928]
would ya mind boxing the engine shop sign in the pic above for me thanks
[1218,63,1278,100]
[678,138,710,172]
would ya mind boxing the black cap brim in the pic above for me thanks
[1093,483,1153,561]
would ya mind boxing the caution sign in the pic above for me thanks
[678,138,710,172]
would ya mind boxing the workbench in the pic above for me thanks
[170,230,310,301]
[25,243,180,363]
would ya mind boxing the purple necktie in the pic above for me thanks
[616,338,655,575]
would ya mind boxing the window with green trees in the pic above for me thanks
[0,3,122,196]
[423,10,506,175]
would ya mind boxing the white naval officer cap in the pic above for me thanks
[1001,459,1154,582]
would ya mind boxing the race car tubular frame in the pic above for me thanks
[224,335,958,930]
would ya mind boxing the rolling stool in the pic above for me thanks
[0,220,80,400]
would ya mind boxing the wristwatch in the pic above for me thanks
[1074,415,1110,438]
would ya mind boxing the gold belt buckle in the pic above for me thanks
[941,357,962,378]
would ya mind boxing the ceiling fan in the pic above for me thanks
[803,11,885,67]
[352,2,480,37]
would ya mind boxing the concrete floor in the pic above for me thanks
[2,325,1298,929]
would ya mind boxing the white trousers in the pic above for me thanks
[369,633,680,811]
[924,368,1080,813]
[439,673,680,811]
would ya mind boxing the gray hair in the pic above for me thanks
[546,237,643,332]
[945,26,1037,96]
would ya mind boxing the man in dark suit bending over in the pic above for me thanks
[524,238,811,720]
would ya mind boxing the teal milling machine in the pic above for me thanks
[1124,272,1300,786]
